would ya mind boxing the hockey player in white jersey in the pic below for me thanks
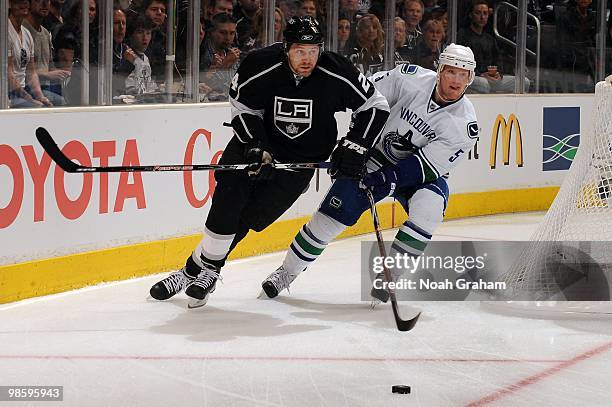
[261,43,480,301]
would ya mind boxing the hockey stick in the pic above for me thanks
[365,189,421,332]
[36,127,331,173]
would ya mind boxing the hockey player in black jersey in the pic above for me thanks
[150,16,390,308]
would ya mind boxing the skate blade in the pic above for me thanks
[370,298,382,309]
[257,287,286,299]
[187,298,209,309]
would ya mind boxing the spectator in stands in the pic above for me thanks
[429,7,448,46]
[242,7,285,54]
[8,0,55,107]
[557,0,596,87]
[298,0,316,18]
[142,0,167,80]
[53,0,98,64]
[200,12,239,101]
[143,0,165,26]
[414,18,443,70]
[401,0,424,54]
[337,13,351,55]
[23,0,69,103]
[346,13,384,75]
[272,7,286,43]
[50,0,98,104]
[125,14,158,95]
[339,0,359,24]
[235,0,261,51]
[42,0,62,35]
[458,0,529,93]
[394,16,415,64]
[112,7,137,96]
[210,0,233,18]
[201,0,233,30]
[52,27,77,72]
[278,0,298,21]
[88,0,97,25]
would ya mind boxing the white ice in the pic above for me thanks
[2,212,612,407]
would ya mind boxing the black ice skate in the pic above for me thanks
[150,268,195,300]
[261,266,299,298]
[185,266,222,309]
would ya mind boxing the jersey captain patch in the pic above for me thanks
[274,96,313,139]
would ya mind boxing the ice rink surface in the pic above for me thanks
[2,212,612,406]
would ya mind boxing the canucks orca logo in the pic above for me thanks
[543,107,580,171]
[274,96,313,139]
[382,129,417,162]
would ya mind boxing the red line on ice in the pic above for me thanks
[465,339,612,406]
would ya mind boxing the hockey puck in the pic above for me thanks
[391,385,411,394]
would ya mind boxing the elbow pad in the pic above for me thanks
[231,113,268,148]
[345,107,389,149]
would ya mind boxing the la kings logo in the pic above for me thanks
[274,96,313,139]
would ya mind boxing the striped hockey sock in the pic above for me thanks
[392,221,432,256]
[282,211,347,274]
[389,221,432,279]
[369,220,433,303]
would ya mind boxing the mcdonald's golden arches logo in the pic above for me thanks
[490,113,524,169]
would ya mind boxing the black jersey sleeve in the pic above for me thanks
[318,53,390,150]
[228,46,283,148]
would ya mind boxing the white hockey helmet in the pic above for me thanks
[437,43,476,86]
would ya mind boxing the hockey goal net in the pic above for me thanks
[495,76,612,315]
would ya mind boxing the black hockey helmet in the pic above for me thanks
[283,16,324,49]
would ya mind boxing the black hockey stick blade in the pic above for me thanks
[366,189,420,332]
[36,127,331,173]
[395,310,421,332]
[36,127,82,172]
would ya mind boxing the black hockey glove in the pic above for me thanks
[361,165,399,198]
[329,138,369,179]
[245,145,274,181]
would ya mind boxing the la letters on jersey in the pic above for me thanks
[274,96,313,139]
[400,107,436,140]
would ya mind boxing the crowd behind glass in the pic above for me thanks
[3,0,611,108]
